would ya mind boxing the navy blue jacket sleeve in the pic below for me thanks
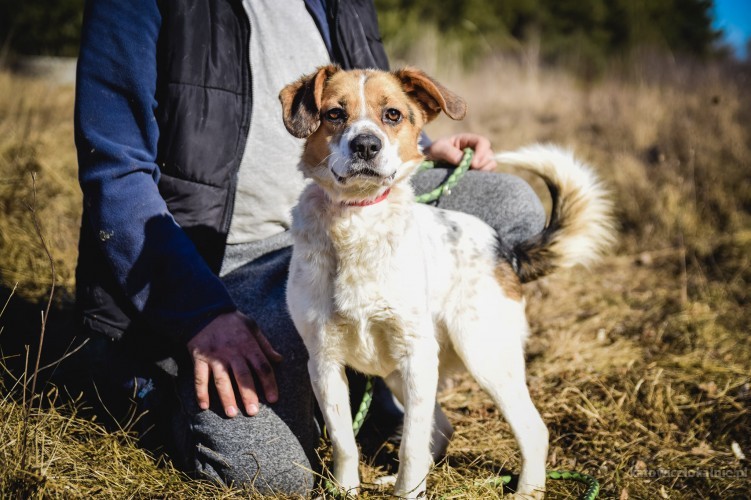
[75,0,236,342]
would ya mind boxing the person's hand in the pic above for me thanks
[424,133,497,171]
[187,311,282,417]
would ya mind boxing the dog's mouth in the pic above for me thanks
[332,165,396,184]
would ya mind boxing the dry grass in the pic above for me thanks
[0,49,749,499]
[0,390,241,499]
[0,71,80,302]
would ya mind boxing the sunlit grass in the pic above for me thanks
[0,49,749,498]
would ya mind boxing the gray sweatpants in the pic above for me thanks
[81,169,546,495]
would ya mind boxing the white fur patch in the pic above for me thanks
[358,74,367,119]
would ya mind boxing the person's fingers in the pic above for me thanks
[469,136,494,170]
[244,342,279,404]
[444,143,465,165]
[244,317,283,363]
[430,141,463,165]
[432,134,495,169]
[475,151,497,171]
[210,360,239,417]
[230,359,260,416]
[473,136,490,156]
[193,357,210,411]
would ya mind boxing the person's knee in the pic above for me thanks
[186,391,318,495]
[492,173,547,246]
[217,456,315,495]
[434,170,546,247]
[191,411,316,494]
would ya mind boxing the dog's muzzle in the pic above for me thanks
[331,133,395,184]
[350,133,382,161]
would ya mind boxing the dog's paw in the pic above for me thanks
[324,480,360,498]
[373,474,397,486]
[510,488,545,499]
[330,462,360,496]
[393,490,427,499]
[394,478,428,499]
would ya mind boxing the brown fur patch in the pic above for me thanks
[282,68,469,173]
[365,73,423,163]
[282,67,471,204]
[313,70,427,166]
[279,64,340,138]
[513,237,560,284]
[393,67,467,122]
[494,261,523,301]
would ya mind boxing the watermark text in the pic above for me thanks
[631,468,747,479]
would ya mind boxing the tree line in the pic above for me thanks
[375,0,725,70]
[0,0,725,65]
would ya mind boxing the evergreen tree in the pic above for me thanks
[0,0,84,57]
[375,0,724,68]
[0,0,725,62]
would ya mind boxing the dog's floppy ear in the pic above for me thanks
[394,67,467,123]
[279,65,340,138]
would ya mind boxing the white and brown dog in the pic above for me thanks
[280,66,614,498]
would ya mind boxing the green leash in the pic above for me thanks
[414,147,474,203]
[325,149,600,499]
[352,377,374,437]
[439,470,600,499]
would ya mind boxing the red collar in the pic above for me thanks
[343,188,391,207]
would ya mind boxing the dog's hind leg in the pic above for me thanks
[447,297,548,498]
[308,358,360,495]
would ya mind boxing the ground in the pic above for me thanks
[0,53,749,498]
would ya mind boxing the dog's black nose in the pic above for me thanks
[350,134,382,160]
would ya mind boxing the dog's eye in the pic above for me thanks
[324,108,346,122]
[383,108,402,124]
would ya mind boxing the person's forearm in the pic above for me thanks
[76,0,235,341]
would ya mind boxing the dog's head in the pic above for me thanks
[279,66,466,204]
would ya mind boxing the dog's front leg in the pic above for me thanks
[394,337,440,499]
[308,358,360,495]
[384,370,454,463]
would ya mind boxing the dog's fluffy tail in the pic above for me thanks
[495,144,616,283]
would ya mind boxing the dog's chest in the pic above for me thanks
[329,209,411,309]
[330,309,404,376]
[290,193,427,373]
[324,215,426,372]
[329,242,415,374]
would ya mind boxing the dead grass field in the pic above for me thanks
[0,52,749,499]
